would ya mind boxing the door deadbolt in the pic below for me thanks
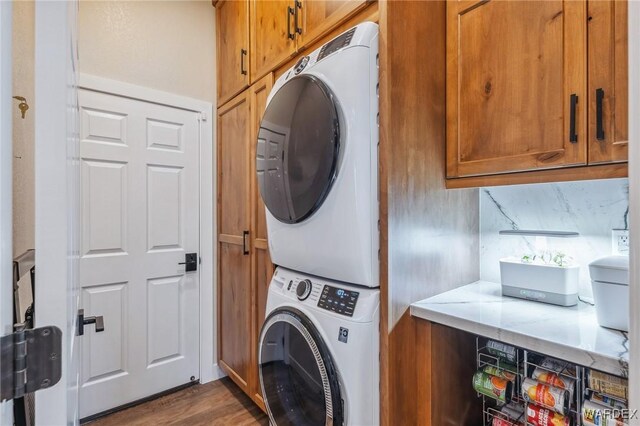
[179,253,198,272]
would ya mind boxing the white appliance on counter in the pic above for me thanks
[256,22,379,288]
[498,230,581,307]
[589,255,630,332]
[259,267,380,426]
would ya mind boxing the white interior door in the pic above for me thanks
[77,88,200,419]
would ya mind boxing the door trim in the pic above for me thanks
[78,74,220,384]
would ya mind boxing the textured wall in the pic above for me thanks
[12,0,35,258]
[480,178,630,300]
[78,0,216,103]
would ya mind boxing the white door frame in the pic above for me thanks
[628,2,640,424]
[77,74,220,385]
[0,1,13,424]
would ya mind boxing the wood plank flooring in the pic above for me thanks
[85,378,268,426]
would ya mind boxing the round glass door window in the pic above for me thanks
[256,75,340,224]
[259,308,343,425]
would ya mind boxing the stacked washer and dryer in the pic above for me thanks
[255,23,380,426]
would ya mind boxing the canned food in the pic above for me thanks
[587,370,628,401]
[521,378,570,415]
[493,416,523,426]
[532,367,576,399]
[473,371,513,403]
[590,393,627,410]
[582,399,627,426]
[484,365,518,383]
[501,402,525,421]
[539,358,577,377]
[487,340,518,363]
[526,404,571,426]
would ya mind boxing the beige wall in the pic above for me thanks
[11,0,216,256]
[12,0,35,258]
[79,0,216,103]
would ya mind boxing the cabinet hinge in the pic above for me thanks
[0,325,62,402]
[199,112,208,122]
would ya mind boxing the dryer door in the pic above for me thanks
[256,75,340,224]
[259,308,343,426]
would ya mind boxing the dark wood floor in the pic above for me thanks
[86,378,268,426]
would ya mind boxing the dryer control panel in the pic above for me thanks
[317,285,359,317]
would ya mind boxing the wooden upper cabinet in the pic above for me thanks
[296,0,369,48]
[446,0,587,178]
[217,0,250,104]
[250,1,297,82]
[588,0,628,164]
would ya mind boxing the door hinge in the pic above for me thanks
[199,111,207,122]
[0,325,63,402]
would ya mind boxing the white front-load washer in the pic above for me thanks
[259,267,380,426]
[256,23,379,288]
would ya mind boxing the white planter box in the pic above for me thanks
[499,257,579,306]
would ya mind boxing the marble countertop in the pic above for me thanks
[410,281,629,377]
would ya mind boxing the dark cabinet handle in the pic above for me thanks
[596,88,605,141]
[569,94,578,143]
[240,49,247,75]
[295,1,302,35]
[287,6,295,40]
[243,230,250,255]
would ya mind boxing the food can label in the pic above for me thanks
[521,378,568,415]
[526,404,570,426]
[473,371,510,403]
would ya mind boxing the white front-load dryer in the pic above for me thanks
[259,267,380,426]
[256,23,379,288]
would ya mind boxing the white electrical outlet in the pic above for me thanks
[612,229,630,255]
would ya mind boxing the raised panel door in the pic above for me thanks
[78,89,200,419]
[217,90,252,392]
[588,0,628,164]
[250,1,296,82]
[446,0,587,178]
[217,0,250,104]
[249,74,274,408]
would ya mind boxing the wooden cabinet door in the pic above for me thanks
[217,91,251,392]
[250,1,296,82]
[249,74,274,409]
[217,0,250,104]
[446,0,587,178]
[588,0,628,164]
[296,0,368,48]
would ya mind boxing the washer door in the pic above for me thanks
[256,75,340,224]
[259,308,343,426]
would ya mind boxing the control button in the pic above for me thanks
[296,279,313,301]
[294,56,310,74]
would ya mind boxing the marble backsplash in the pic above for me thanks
[480,178,630,300]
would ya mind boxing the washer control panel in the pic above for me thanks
[317,285,359,317]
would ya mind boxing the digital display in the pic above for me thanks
[317,285,359,317]
[317,27,356,62]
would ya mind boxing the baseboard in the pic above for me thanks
[210,363,227,382]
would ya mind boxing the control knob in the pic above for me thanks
[296,279,312,301]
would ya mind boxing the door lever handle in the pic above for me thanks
[77,309,105,336]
